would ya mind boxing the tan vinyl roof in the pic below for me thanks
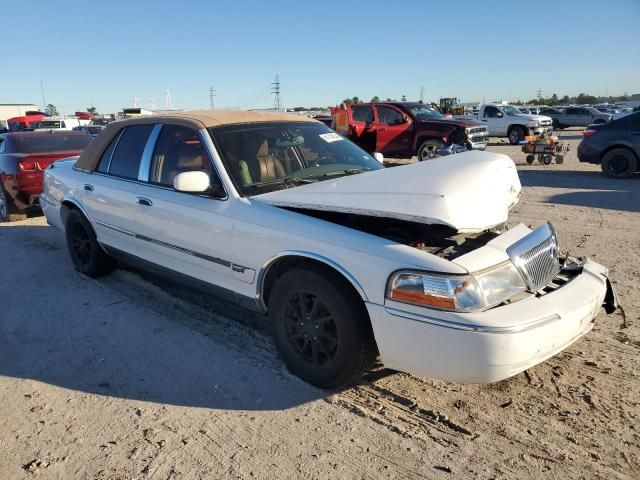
[75,110,319,171]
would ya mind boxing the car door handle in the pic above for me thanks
[136,197,153,207]
[481,119,488,122]
[84,184,94,191]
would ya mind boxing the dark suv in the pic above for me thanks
[577,112,640,178]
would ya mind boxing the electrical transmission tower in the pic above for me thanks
[272,75,282,110]
[209,86,217,110]
[164,90,173,110]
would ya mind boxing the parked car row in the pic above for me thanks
[539,106,612,129]
[35,110,620,388]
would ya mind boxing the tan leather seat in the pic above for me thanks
[255,140,286,181]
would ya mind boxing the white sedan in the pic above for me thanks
[40,111,620,388]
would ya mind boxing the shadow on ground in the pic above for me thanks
[0,224,329,411]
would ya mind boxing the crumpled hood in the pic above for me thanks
[254,150,521,233]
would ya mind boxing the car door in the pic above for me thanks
[372,105,412,155]
[348,105,376,152]
[481,106,506,136]
[132,124,240,299]
[564,108,582,126]
[81,124,154,253]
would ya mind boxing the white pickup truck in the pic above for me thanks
[460,104,553,144]
[40,110,620,388]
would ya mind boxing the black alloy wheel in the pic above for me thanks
[268,266,377,389]
[65,209,115,277]
[601,148,637,179]
[283,290,339,367]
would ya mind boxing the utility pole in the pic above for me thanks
[420,86,425,103]
[209,86,217,110]
[164,89,173,110]
[272,75,282,110]
[40,81,46,111]
[133,97,139,107]
[150,98,156,111]
[536,88,542,102]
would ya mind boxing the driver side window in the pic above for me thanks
[484,106,500,118]
[149,125,216,189]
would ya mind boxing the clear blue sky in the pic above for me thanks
[2,0,638,114]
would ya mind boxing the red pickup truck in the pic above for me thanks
[335,102,488,160]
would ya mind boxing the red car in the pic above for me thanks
[0,131,92,221]
[7,112,47,131]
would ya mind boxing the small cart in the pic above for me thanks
[521,133,570,165]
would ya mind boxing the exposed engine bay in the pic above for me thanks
[285,207,502,260]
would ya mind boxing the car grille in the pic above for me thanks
[470,135,488,144]
[539,120,551,126]
[467,127,488,135]
[507,223,561,292]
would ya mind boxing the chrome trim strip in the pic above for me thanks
[138,124,163,182]
[256,250,368,312]
[93,220,252,273]
[384,306,561,334]
[95,220,135,237]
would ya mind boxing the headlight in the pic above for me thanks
[387,262,526,312]
[528,121,539,128]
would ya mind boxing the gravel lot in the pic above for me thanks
[1,128,638,480]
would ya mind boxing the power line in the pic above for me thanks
[272,75,282,110]
[209,86,217,110]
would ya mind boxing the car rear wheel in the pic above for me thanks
[65,209,115,276]
[268,266,377,389]
[601,148,637,179]
[552,119,560,130]
[0,183,27,222]
[508,126,525,145]
[417,139,443,161]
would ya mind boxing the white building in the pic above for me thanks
[0,103,40,127]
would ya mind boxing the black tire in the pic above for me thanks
[552,119,559,130]
[555,154,564,165]
[526,154,535,164]
[0,183,27,222]
[65,209,115,277]
[543,155,553,165]
[268,266,377,389]
[417,139,443,161]
[508,126,525,145]
[601,148,637,179]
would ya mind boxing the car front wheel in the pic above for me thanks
[417,139,443,161]
[601,149,637,179]
[268,266,377,389]
[508,126,525,145]
[65,209,115,276]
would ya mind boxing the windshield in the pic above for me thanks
[406,105,444,120]
[14,134,92,153]
[502,105,523,116]
[209,122,384,196]
[37,121,62,129]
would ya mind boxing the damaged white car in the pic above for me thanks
[40,111,621,388]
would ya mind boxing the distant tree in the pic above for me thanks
[401,94,407,101]
[86,106,98,115]
[292,106,307,111]
[45,104,58,116]
[526,99,538,105]
[342,98,353,106]
[386,98,393,101]
[371,96,380,103]
[620,92,629,101]
[576,93,597,105]
[560,95,570,105]
[351,96,360,104]
[549,93,558,105]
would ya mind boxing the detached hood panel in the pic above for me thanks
[254,151,521,233]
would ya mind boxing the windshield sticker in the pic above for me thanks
[319,132,343,143]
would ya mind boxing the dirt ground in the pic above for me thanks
[1,128,638,480]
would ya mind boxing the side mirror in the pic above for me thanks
[373,152,384,163]
[173,171,211,193]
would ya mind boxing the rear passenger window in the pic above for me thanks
[97,130,122,173]
[352,106,374,123]
[108,125,153,179]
